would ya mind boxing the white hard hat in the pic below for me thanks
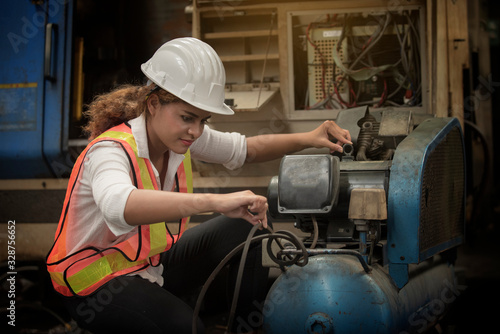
[141,37,234,115]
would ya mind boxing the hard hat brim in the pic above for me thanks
[141,65,234,116]
[140,37,235,116]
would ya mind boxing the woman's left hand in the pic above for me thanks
[306,120,352,153]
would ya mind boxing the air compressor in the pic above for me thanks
[263,106,465,333]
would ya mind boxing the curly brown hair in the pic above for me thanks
[83,84,180,139]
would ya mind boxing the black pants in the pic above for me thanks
[62,215,270,333]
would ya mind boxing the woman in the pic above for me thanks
[46,37,351,333]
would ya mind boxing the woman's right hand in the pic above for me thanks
[215,191,268,228]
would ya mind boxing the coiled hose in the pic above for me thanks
[192,224,309,334]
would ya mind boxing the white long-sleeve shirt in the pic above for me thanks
[65,113,247,285]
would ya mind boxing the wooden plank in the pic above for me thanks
[435,0,449,118]
[426,0,434,114]
[198,0,425,12]
[0,178,69,190]
[199,7,275,18]
[446,0,469,128]
[219,53,280,62]
[192,0,201,38]
[204,30,278,39]
[278,6,290,114]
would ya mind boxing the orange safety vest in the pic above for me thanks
[46,123,193,296]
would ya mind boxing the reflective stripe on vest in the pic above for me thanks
[46,123,193,296]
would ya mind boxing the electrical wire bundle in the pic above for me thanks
[305,10,422,110]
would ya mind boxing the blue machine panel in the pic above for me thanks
[0,0,73,178]
[0,85,37,131]
[387,118,465,269]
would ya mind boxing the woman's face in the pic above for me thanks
[147,97,211,155]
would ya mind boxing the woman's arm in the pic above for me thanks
[88,143,268,232]
[246,120,352,163]
[124,189,268,227]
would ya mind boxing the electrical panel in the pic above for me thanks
[296,9,423,111]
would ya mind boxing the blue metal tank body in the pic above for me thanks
[263,255,458,334]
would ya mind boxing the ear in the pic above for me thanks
[146,94,161,117]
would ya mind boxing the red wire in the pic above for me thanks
[334,76,357,108]
[373,78,388,108]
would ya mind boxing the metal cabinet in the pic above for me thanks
[0,0,74,178]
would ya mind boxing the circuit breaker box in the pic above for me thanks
[304,11,423,110]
